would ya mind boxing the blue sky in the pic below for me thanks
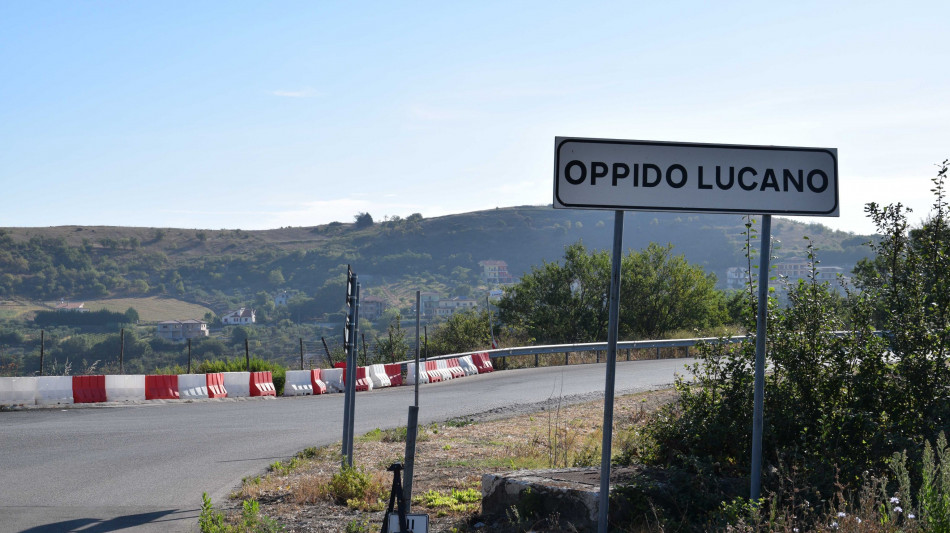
[2,1,947,234]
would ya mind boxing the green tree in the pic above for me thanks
[498,242,725,344]
[354,212,374,229]
[619,243,726,339]
[373,312,408,363]
[498,242,609,344]
[267,268,285,286]
[428,309,494,356]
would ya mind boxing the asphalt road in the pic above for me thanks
[0,358,694,532]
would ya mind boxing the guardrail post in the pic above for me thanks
[655,347,660,360]
[565,352,569,366]
[535,353,539,367]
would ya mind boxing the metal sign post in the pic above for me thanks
[403,291,422,508]
[750,215,771,500]
[342,266,359,467]
[597,210,624,531]
[553,137,839,532]
[346,282,360,464]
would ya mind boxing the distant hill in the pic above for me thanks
[0,206,874,316]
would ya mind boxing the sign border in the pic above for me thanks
[554,137,839,216]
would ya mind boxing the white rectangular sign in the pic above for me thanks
[554,137,838,216]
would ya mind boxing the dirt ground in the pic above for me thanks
[217,388,679,532]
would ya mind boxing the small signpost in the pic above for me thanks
[341,265,360,467]
[554,137,838,532]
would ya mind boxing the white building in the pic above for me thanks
[221,308,256,325]
[156,320,209,341]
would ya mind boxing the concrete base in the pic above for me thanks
[482,467,639,532]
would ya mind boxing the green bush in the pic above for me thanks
[628,160,950,530]
[327,464,383,507]
[196,357,286,396]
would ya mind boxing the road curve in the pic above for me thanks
[0,358,693,532]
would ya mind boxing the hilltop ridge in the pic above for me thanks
[0,206,872,316]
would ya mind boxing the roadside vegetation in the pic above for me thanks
[195,161,950,532]
[614,160,950,531]
[0,206,867,375]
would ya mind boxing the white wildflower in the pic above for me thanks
[890,496,900,504]
[909,513,916,519]
[837,511,846,518]
[894,506,903,513]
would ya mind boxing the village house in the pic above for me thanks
[156,319,209,341]
[434,297,478,318]
[420,291,440,318]
[725,258,852,291]
[221,307,256,325]
[360,295,387,321]
[55,300,89,312]
[478,260,515,285]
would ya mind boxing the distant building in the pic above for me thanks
[478,260,515,285]
[435,297,478,318]
[725,258,851,290]
[221,307,256,325]
[55,300,88,312]
[156,319,209,341]
[275,291,291,307]
[420,291,440,318]
[361,295,387,321]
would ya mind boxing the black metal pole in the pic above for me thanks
[598,210,624,533]
[39,330,45,376]
[245,338,250,371]
[299,337,304,370]
[188,338,192,374]
[321,336,332,366]
[120,328,125,374]
[751,215,772,500]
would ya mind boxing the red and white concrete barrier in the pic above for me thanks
[284,370,314,396]
[0,377,37,406]
[35,376,74,405]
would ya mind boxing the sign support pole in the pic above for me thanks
[345,283,361,465]
[598,210,624,533]
[750,214,771,501]
[403,291,422,509]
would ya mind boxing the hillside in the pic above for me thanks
[0,206,873,318]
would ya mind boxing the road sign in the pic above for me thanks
[387,513,429,533]
[554,137,838,216]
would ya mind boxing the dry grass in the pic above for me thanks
[76,296,213,322]
[218,388,679,532]
[0,299,46,320]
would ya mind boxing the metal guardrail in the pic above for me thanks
[400,330,882,367]
[401,335,749,367]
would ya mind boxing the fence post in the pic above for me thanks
[535,353,539,367]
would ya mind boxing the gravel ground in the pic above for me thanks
[215,388,679,532]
